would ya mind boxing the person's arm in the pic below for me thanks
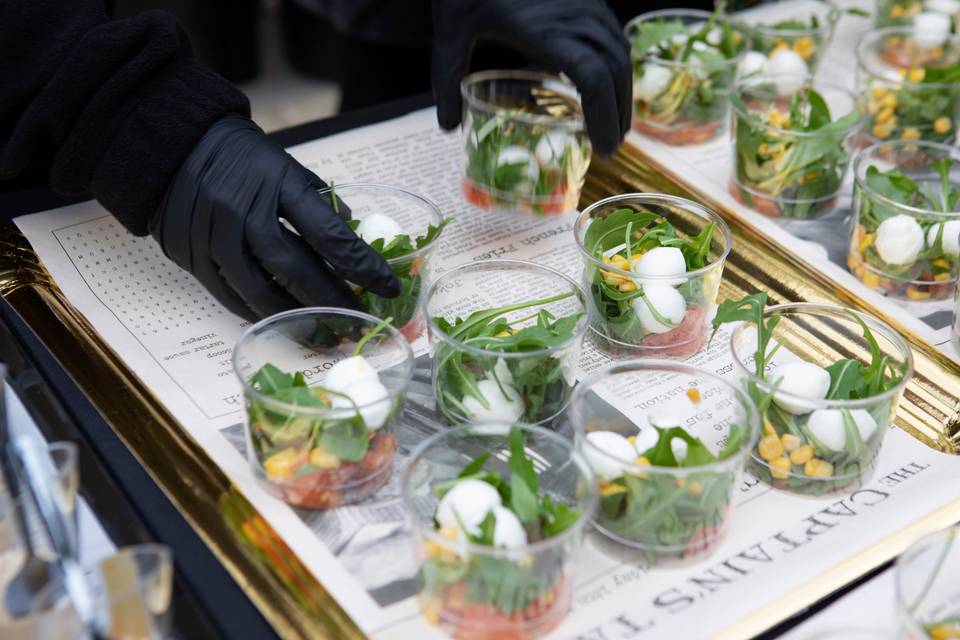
[0,1,249,235]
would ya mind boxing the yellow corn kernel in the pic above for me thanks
[890,4,904,16]
[263,448,303,480]
[631,253,643,262]
[793,37,816,60]
[421,604,440,626]
[674,477,687,488]
[934,117,953,134]
[933,258,951,269]
[619,281,637,293]
[758,434,784,461]
[627,435,637,445]
[906,286,930,300]
[867,100,881,117]
[767,110,791,129]
[804,458,834,478]
[424,539,445,558]
[769,456,791,479]
[934,272,952,281]
[600,482,627,497]
[901,127,921,141]
[870,85,888,101]
[687,388,701,404]
[862,271,881,289]
[880,92,898,109]
[309,447,340,469]
[907,67,925,83]
[496,330,512,338]
[790,444,815,465]
[781,433,802,453]
[636,456,651,466]
[904,3,922,16]
[930,624,960,640]
[602,255,612,264]
[763,419,777,437]
[612,253,629,264]
[875,107,895,125]
[872,122,894,139]
[859,233,875,252]
[439,525,460,541]
[687,481,704,496]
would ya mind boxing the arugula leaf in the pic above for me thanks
[315,418,369,462]
[540,495,581,537]
[718,423,744,459]
[825,359,866,400]
[630,19,688,54]
[642,426,717,467]
[711,292,779,378]
[251,364,295,394]
[459,452,492,479]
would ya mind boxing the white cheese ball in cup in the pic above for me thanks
[325,355,379,393]
[632,284,687,334]
[356,212,403,245]
[925,0,960,14]
[769,361,831,415]
[584,431,636,481]
[462,379,524,424]
[491,505,528,548]
[739,51,768,79]
[534,130,570,166]
[495,146,541,184]
[436,478,502,534]
[330,377,392,431]
[914,11,952,49]
[876,215,925,265]
[926,221,960,258]
[632,247,688,285]
[767,50,809,95]
[634,64,673,102]
[806,408,879,451]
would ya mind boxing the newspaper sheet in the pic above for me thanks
[12,10,960,635]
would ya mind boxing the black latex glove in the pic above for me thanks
[432,0,632,155]
[149,115,399,322]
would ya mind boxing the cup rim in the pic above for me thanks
[728,302,914,410]
[459,70,586,131]
[625,8,749,68]
[731,75,864,139]
[424,259,591,360]
[737,0,839,38]
[232,307,415,415]
[856,27,960,89]
[401,421,598,557]
[853,140,960,218]
[569,359,761,474]
[894,525,960,635]
[315,182,447,265]
[574,193,733,280]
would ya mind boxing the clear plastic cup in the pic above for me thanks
[233,308,414,509]
[896,526,960,639]
[730,303,913,497]
[730,74,863,220]
[740,1,839,74]
[856,28,960,145]
[569,360,759,563]
[316,183,447,342]
[425,260,590,427]
[848,140,960,311]
[574,193,732,358]
[626,9,749,145]
[874,0,958,29]
[460,70,592,215]
[402,423,596,639]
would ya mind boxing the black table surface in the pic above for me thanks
[0,92,432,640]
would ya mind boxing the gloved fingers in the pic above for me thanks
[187,255,261,322]
[550,39,622,154]
[432,34,470,130]
[310,177,353,222]
[280,186,401,298]
[247,218,365,311]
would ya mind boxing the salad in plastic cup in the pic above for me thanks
[460,70,591,215]
[719,296,913,497]
[848,140,960,310]
[626,8,749,145]
[876,0,960,31]
[730,74,863,220]
[866,11,960,67]
[403,423,596,639]
[318,183,451,342]
[426,260,590,427]
[233,308,414,509]
[569,360,758,564]
[574,193,731,358]
[896,526,960,639]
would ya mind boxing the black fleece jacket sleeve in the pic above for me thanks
[0,1,250,235]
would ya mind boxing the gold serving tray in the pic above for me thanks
[1,139,958,640]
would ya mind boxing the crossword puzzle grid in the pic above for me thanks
[53,217,231,336]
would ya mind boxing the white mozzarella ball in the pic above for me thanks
[491,505,528,548]
[739,51,769,79]
[926,220,960,258]
[584,431,636,480]
[806,409,846,451]
[436,479,502,534]
[850,409,879,442]
[634,425,661,454]
[767,49,809,95]
[692,41,715,53]
[331,378,391,431]
[495,146,540,183]
[534,130,570,166]
[769,361,831,415]
[325,355,379,393]
[462,379,524,423]
[671,33,689,47]
[634,64,673,101]
[670,438,689,463]
[492,358,514,386]
[914,11,952,49]
[356,212,403,245]
[876,215,925,265]
[632,247,688,285]
[707,27,724,46]
[925,0,960,15]
[632,284,687,334]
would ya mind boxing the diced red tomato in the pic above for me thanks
[633,116,721,145]
[640,306,708,358]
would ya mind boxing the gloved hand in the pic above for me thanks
[431,0,632,155]
[149,115,399,322]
